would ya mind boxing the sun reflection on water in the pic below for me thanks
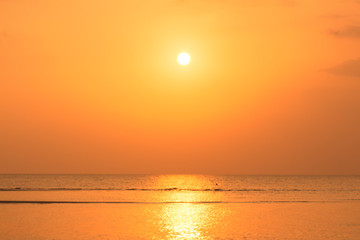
[161,203,204,239]
[154,197,235,240]
[152,175,223,240]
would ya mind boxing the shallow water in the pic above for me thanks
[0,175,359,239]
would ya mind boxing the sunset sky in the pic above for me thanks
[1,0,360,174]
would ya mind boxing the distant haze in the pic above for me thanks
[1,0,360,174]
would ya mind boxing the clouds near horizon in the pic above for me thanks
[329,58,360,78]
[330,25,360,38]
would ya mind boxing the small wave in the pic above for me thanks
[0,187,324,192]
[0,200,357,204]
[0,188,87,191]
[0,200,225,204]
[0,187,335,192]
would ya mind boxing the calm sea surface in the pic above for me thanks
[0,175,359,239]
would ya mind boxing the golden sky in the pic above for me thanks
[1,0,360,174]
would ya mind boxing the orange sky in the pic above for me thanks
[1,0,360,174]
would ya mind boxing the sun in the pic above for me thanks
[177,52,191,66]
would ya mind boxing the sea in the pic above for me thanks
[0,175,359,240]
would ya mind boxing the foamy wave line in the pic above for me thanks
[0,187,322,192]
[0,200,358,204]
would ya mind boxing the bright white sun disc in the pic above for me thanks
[177,52,191,65]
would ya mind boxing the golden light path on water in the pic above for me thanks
[161,202,205,239]
[152,175,227,240]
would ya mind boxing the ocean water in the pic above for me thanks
[0,175,359,239]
